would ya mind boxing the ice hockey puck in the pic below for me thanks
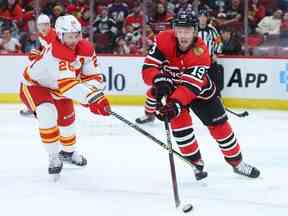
[182,203,193,213]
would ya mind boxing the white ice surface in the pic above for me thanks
[0,104,287,216]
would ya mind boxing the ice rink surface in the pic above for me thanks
[0,104,287,216]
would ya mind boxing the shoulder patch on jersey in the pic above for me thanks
[193,47,204,56]
[76,39,94,57]
[193,37,208,56]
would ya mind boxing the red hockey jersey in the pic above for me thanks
[142,30,216,106]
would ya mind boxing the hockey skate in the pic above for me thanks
[48,153,63,181]
[59,150,87,166]
[135,113,155,124]
[233,161,260,178]
[191,161,208,181]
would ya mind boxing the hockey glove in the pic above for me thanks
[152,74,174,100]
[89,91,111,116]
[28,49,42,61]
[155,100,181,122]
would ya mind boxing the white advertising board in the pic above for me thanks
[0,55,287,101]
[219,58,288,100]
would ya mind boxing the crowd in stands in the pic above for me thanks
[0,0,288,56]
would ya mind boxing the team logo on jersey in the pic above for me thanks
[193,47,204,56]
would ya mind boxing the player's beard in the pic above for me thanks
[65,41,78,50]
[178,38,193,52]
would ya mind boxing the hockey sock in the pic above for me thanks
[208,121,242,166]
[59,125,76,153]
[36,103,61,154]
[144,89,157,115]
[171,109,202,164]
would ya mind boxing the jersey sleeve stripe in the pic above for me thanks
[182,74,204,84]
[146,55,163,65]
[181,82,201,95]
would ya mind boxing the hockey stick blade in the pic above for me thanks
[225,108,249,118]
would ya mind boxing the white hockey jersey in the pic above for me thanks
[22,38,104,105]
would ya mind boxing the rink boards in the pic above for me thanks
[0,55,287,110]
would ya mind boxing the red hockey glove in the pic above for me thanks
[155,100,181,121]
[152,74,174,100]
[89,91,111,116]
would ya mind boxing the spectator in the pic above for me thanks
[0,18,19,38]
[174,0,193,15]
[280,11,288,46]
[149,1,174,33]
[93,6,118,53]
[124,24,142,54]
[50,5,65,26]
[21,31,40,53]
[256,9,283,36]
[215,0,243,31]
[279,0,288,10]
[0,0,23,22]
[113,35,130,55]
[108,0,129,34]
[77,8,91,37]
[221,27,242,55]
[0,26,21,53]
[207,0,229,15]
[125,1,144,32]
[39,0,55,17]
[248,0,266,33]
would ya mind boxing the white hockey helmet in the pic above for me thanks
[37,14,50,25]
[55,15,82,42]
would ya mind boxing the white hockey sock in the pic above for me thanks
[36,103,60,154]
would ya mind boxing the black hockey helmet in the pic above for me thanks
[198,8,209,17]
[173,10,199,28]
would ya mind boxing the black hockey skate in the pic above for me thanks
[135,113,155,124]
[59,151,87,166]
[192,162,208,181]
[48,153,63,175]
[233,161,260,178]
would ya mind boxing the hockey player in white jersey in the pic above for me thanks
[19,15,111,178]
[20,14,57,117]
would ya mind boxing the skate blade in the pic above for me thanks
[50,173,61,182]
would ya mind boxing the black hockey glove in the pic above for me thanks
[155,100,181,122]
[152,74,174,100]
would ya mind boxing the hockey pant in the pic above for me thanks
[20,84,77,154]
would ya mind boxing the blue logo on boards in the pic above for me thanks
[280,64,288,91]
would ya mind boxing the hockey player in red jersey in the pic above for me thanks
[19,15,111,177]
[141,10,260,180]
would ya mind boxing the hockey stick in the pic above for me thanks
[225,108,249,118]
[110,111,194,167]
[164,117,181,208]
